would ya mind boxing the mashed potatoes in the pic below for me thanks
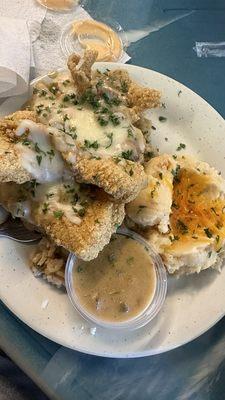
[126,154,176,233]
[126,154,225,275]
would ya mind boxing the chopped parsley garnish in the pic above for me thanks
[150,187,156,198]
[84,140,99,150]
[62,79,71,86]
[113,157,121,164]
[77,208,85,217]
[151,125,156,130]
[47,149,55,161]
[63,114,69,122]
[63,93,77,104]
[176,143,186,151]
[171,165,181,182]
[144,151,154,161]
[35,104,44,115]
[121,149,133,160]
[62,95,70,102]
[129,168,134,176]
[177,219,188,234]
[159,172,163,180]
[80,90,100,110]
[39,89,47,97]
[101,107,109,114]
[29,180,39,197]
[97,116,108,126]
[46,193,54,199]
[169,235,180,242]
[102,92,110,103]
[36,155,42,166]
[49,83,59,95]
[109,114,120,126]
[102,92,121,106]
[178,90,182,97]
[105,132,113,148]
[96,79,103,88]
[121,80,128,93]
[22,139,31,146]
[127,127,134,138]
[34,143,46,156]
[42,202,49,214]
[53,210,64,219]
[204,228,213,238]
[110,97,121,106]
[161,102,166,108]
[65,126,77,140]
[159,116,167,122]
[208,251,212,258]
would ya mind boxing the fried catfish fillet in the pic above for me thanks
[0,181,125,260]
[0,112,67,184]
[0,111,37,183]
[28,50,161,201]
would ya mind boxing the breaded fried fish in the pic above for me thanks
[28,50,160,201]
[0,181,125,260]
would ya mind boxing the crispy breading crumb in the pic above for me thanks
[74,155,147,203]
[67,49,98,93]
[31,237,67,287]
[0,183,125,261]
[127,84,161,114]
[0,111,37,184]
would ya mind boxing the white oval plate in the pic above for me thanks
[1,63,225,358]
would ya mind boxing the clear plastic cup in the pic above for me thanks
[36,0,78,11]
[60,18,126,62]
[65,228,167,331]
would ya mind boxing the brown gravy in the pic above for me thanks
[73,235,156,323]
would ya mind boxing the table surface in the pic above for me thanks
[2,1,225,399]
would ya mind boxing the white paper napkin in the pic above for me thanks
[0,17,31,98]
[0,0,46,98]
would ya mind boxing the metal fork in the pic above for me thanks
[0,217,42,243]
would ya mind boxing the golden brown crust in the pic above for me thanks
[41,197,124,260]
[0,183,125,260]
[31,237,66,287]
[127,84,161,115]
[74,155,147,203]
[0,111,37,184]
[67,49,98,94]
[96,68,161,118]
[0,110,37,140]
[28,53,159,202]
